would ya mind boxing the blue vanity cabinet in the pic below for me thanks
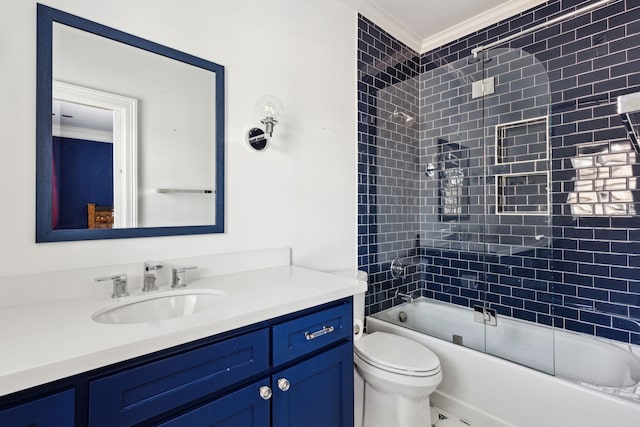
[0,298,353,427]
[0,389,74,427]
[159,301,354,427]
[158,344,353,427]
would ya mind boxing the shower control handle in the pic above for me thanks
[390,257,406,279]
[277,378,290,392]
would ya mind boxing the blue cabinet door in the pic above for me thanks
[272,342,354,427]
[89,329,269,426]
[158,380,270,427]
[0,389,74,427]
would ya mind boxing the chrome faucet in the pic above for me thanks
[96,274,129,299]
[395,288,413,303]
[143,261,163,292]
[172,266,198,288]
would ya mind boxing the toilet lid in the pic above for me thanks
[354,332,440,376]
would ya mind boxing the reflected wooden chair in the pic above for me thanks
[88,203,114,229]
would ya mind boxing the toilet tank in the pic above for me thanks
[331,270,368,324]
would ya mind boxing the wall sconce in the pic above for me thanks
[246,95,284,151]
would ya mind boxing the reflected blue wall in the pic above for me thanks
[53,137,113,229]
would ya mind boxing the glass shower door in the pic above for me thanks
[420,53,489,354]
[479,47,555,374]
[419,43,554,373]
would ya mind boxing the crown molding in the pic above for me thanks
[344,0,552,54]
[420,0,548,53]
[340,0,423,53]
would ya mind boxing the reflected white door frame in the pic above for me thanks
[52,81,138,228]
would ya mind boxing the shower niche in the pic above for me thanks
[494,117,550,216]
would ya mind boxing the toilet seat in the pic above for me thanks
[354,331,440,377]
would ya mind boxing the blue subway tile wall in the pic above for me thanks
[357,15,421,316]
[419,0,640,344]
[358,0,640,344]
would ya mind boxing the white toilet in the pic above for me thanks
[332,269,442,427]
[354,331,442,427]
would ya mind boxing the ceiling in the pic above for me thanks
[351,0,547,52]
[52,100,113,142]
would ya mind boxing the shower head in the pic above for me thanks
[388,108,415,126]
[617,92,640,154]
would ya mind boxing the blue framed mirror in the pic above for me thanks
[36,4,224,242]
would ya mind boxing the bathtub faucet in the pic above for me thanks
[395,289,414,303]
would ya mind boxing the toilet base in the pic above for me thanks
[361,382,433,427]
[354,367,364,427]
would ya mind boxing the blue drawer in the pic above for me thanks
[157,380,270,427]
[89,329,269,427]
[0,389,74,427]
[272,302,352,365]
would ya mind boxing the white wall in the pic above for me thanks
[0,0,359,276]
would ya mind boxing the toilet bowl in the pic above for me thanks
[330,269,442,427]
[354,331,442,427]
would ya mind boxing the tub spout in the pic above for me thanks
[395,289,414,303]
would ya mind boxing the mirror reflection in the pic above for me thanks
[36,5,225,242]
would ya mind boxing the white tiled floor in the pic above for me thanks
[431,405,474,427]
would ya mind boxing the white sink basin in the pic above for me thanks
[92,289,227,324]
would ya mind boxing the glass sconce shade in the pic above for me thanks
[255,95,284,121]
[256,95,284,137]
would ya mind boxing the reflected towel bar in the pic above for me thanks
[156,188,214,194]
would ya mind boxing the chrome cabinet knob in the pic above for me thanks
[277,378,290,392]
[259,385,272,400]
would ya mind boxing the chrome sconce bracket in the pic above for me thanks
[247,127,268,151]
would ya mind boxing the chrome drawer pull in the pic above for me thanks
[304,325,335,340]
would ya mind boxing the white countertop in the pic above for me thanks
[0,265,366,397]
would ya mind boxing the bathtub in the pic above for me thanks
[367,298,640,427]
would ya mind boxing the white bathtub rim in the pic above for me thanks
[367,314,640,407]
[374,297,640,388]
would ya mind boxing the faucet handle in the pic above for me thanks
[96,274,129,299]
[144,261,163,272]
[171,266,198,288]
[143,261,163,293]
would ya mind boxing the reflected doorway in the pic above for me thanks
[52,81,138,229]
